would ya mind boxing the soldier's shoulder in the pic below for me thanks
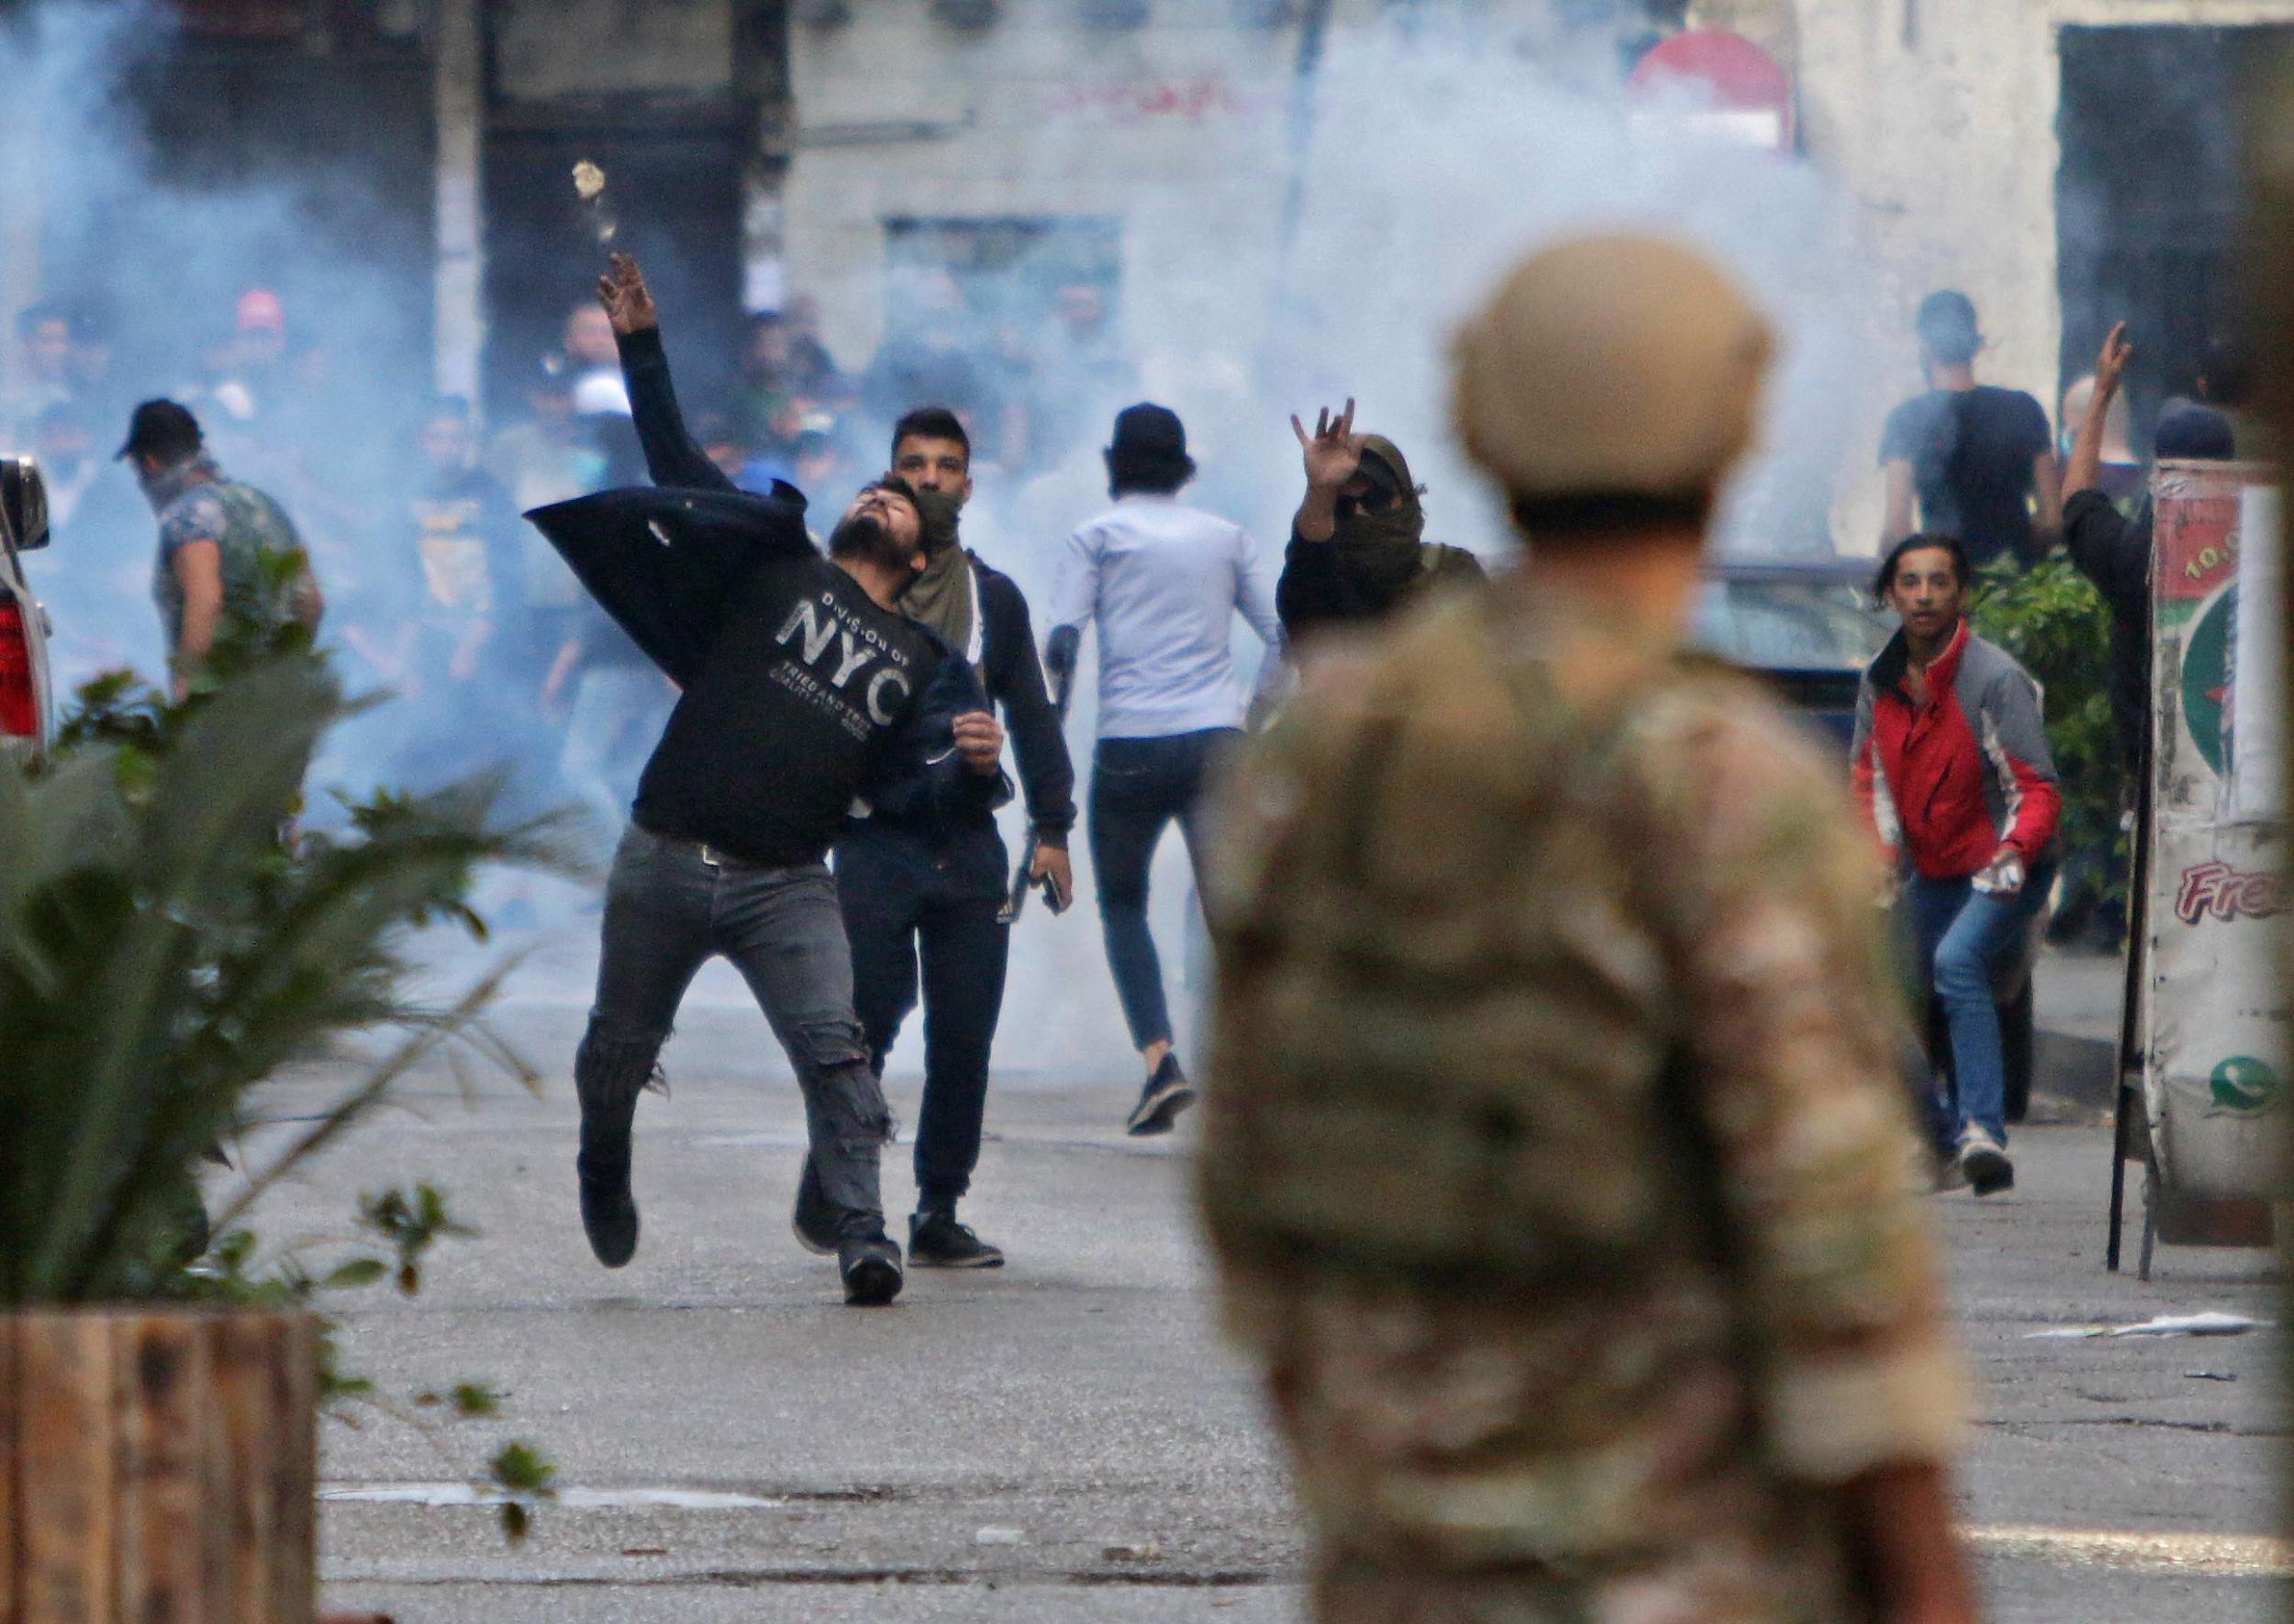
[1270,592,1520,751]
[1623,655,1836,787]
[1619,660,1873,888]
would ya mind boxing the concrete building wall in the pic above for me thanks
[778,0,2281,540]
[783,0,1314,373]
[1795,0,2294,442]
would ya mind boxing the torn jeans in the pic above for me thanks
[577,822,894,1233]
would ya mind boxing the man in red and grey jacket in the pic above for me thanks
[1852,533,2059,1195]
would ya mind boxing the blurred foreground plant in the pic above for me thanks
[0,647,583,1536]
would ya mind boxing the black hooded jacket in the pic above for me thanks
[525,358,1001,868]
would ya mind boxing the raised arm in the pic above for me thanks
[598,252,737,495]
[2064,323,2130,504]
[1288,398,1360,544]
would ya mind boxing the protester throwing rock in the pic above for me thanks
[525,253,1008,1307]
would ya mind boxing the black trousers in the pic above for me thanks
[835,820,1011,1210]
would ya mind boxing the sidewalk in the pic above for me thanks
[2032,945,2124,1118]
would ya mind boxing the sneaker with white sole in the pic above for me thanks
[1956,1125,2014,1196]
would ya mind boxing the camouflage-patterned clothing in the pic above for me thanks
[150,456,306,657]
[1201,590,1964,1623]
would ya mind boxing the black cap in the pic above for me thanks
[2155,402,2236,462]
[1108,402,1186,462]
[117,397,203,463]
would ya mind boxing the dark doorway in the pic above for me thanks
[2057,25,2292,444]
[482,123,747,426]
[55,33,434,420]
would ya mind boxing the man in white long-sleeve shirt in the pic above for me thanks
[1046,402,1283,1136]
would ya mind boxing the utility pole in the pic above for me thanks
[433,0,485,406]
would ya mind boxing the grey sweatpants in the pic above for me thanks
[577,823,892,1233]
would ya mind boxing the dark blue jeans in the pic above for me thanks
[1907,862,2054,1145]
[1087,729,1236,1051]
[578,824,893,1231]
[835,820,1011,1210]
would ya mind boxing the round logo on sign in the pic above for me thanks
[2209,1054,2278,1111]
[2180,586,2233,778]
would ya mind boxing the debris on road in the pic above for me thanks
[2026,1311,2270,1340]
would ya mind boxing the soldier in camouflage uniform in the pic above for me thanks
[1199,235,1977,1623]
[121,397,321,698]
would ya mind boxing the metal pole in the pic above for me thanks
[2105,762,2149,1273]
[432,0,485,406]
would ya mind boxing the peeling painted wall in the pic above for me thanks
[1793,0,2294,543]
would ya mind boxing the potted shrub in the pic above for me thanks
[1,652,563,1618]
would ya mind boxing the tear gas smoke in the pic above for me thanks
[0,4,1899,1087]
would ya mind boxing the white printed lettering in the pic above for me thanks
[866,668,912,725]
[775,599,838,666]
[830,629,876,688]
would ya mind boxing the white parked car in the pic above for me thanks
[0,457,55,762]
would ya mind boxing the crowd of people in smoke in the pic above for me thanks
[0,261,1141,842]
[0,258,2266,1204]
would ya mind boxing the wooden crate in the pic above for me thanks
[1,1309,317,1622]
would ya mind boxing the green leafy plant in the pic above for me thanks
[1,645,583,1537]
[1969,553,2124,899]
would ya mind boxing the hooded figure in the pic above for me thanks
[1275,428,1484,643]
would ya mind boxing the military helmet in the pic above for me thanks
[1450,232,1772,503]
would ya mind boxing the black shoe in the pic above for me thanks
[1956,1126,2015,1197]
[576,1140,639,1269]
[909,1208,1005,1269]
[791,1154,840,1256]
[839,1232,904,1306]
[574,1043,654,1269]
[1126,1052,1197,1137]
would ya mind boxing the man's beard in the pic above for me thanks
[828,511,914,576]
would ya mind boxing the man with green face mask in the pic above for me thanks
[1275,401,1485,646]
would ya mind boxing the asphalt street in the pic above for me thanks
[218,927,2288,1622]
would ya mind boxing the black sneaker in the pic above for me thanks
[791,1154,839,1256]
[839,1232,904,1306]
[1956,1126,2015,1196]
[1125,1052,1197,1137]
[909,1208,1005,1269]
[574,1049,654,1269]
[576,1135,639,1269]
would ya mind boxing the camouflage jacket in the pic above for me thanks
[1200,589,1964,1614]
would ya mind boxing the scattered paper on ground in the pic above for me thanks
[2025,1310,2270,1340]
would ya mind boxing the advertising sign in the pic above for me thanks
[2144,462,2288,1201]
